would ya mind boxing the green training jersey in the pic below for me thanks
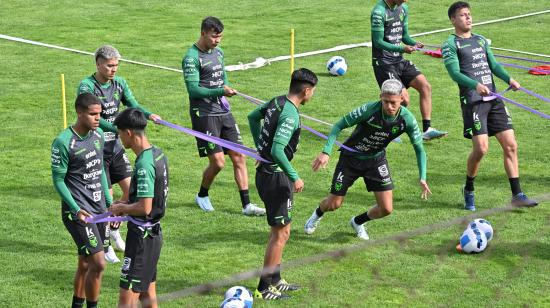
[442,33,510,105]
[128,146,169,224]
[182,44,229,117]
[78,75,152,159]
[51,127,109,215]
[371,0,414,65]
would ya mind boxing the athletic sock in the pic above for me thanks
[354,212,371,225]
[239,189,251,208]
[422,119,431,132]
[509,177,522,196]
[86,300,98,308]
[72,296,85,308]
[271,264,282,285]
[198,186,209,198]
[315,207,324,218]
[465,175,476,192]
[257,274,272,291]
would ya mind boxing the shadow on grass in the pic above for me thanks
[0,238,71,255]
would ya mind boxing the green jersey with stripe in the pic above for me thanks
[78,75,152,159]
[182,44,229,117]
[128,146,169,224]
[51,127,109,215]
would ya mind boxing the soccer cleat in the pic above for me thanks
[242,203,266,216]
[104,246,120,264]
[423,127,448,141]
[110,228,126,252]
[253,286,290,300]
[462,186,476,211]
[195,195,214,212]
[511,193,539,208]
[304,210,322,235]
[273,279,301,292]
[391,136,403,143]
[349,217,369,240]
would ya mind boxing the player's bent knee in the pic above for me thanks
[380,207,393,217]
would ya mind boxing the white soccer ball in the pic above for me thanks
[326,56,347,76]
[223,286,253,308]
[459,226,488,253]
[220,297,247,308]
[468,218,493,242]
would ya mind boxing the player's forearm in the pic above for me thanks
[372,30,404,53]
[322,118,347,155]
[487,48,511,84]
[185,81,225,99]
[402,26,416,46]
[52,174,80,214]
[99,118,117,133]
[445,62,479,90]
[271,142,299,182]
[413,142,427,181]
[101,167,112,207]
[247,107,263,147]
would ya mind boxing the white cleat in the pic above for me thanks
[110,228,126,252]
[304,210,322,235]
[242,203,266,216]
[350,217,369,240]
[195,195,215,212]
[105,246,120,263]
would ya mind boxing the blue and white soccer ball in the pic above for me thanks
[223,286,253,308]
[220,297,247,308]
[459,226,488,253]
[326,56,347,76]
[468,219,493,242]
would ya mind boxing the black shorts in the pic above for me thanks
[62,210,109,256]
[191,113,243,157]
[120,222,163,293]
[330,153,394,196]
[256,165,293,227]
[104,149,132,187]
[461,99,513,139]
[373,60,422,88]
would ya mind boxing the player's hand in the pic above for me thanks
[149,114,162,123]
[509,79,521,91]
[415,42,425,49]
[312,152,330,171]
[109,204,125,216]
[403,45,416,54]
[223,86,237,97]
[419,180,432,200]
[294,178,304,193]
[77,209,92,223]
[475,83,491,96]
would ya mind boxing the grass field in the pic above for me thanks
[1,1,550,306]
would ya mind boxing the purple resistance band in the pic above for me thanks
[86,211,158,227]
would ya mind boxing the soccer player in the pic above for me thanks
[79,45,162,260]
[109,108,169,308]
[182,16,265,216]
[304,79,431,240]
[443,1,538,210]
[51,93,112,308]
[248,68,318,300]
[370,0,448,141]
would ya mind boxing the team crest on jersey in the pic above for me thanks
[86,227,98,248]
[478,39,485,47]
[399,12,405,22]
[94,140,101,150]
[113,92,120,101]
[391,126,399,134]
[378,164,389,177]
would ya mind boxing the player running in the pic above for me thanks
[443,1,538,210]
[248,68,318,300]
[110,108,169,308]
[182,16,265,216]
[370,0,447,141]
[51,93,112,308]
[304,79,431,240]
[79,45,162,262]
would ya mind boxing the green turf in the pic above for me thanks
[1,1,550,306]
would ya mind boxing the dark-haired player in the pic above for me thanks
[51,93,112,308]
[110,108,169,308]
[182,16,265,216]
[443,1,537,210]
[248,68,318,300]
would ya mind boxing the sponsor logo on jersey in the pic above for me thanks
[378,164,389,177]
[92,191,102,202]
[122,257,132,272]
